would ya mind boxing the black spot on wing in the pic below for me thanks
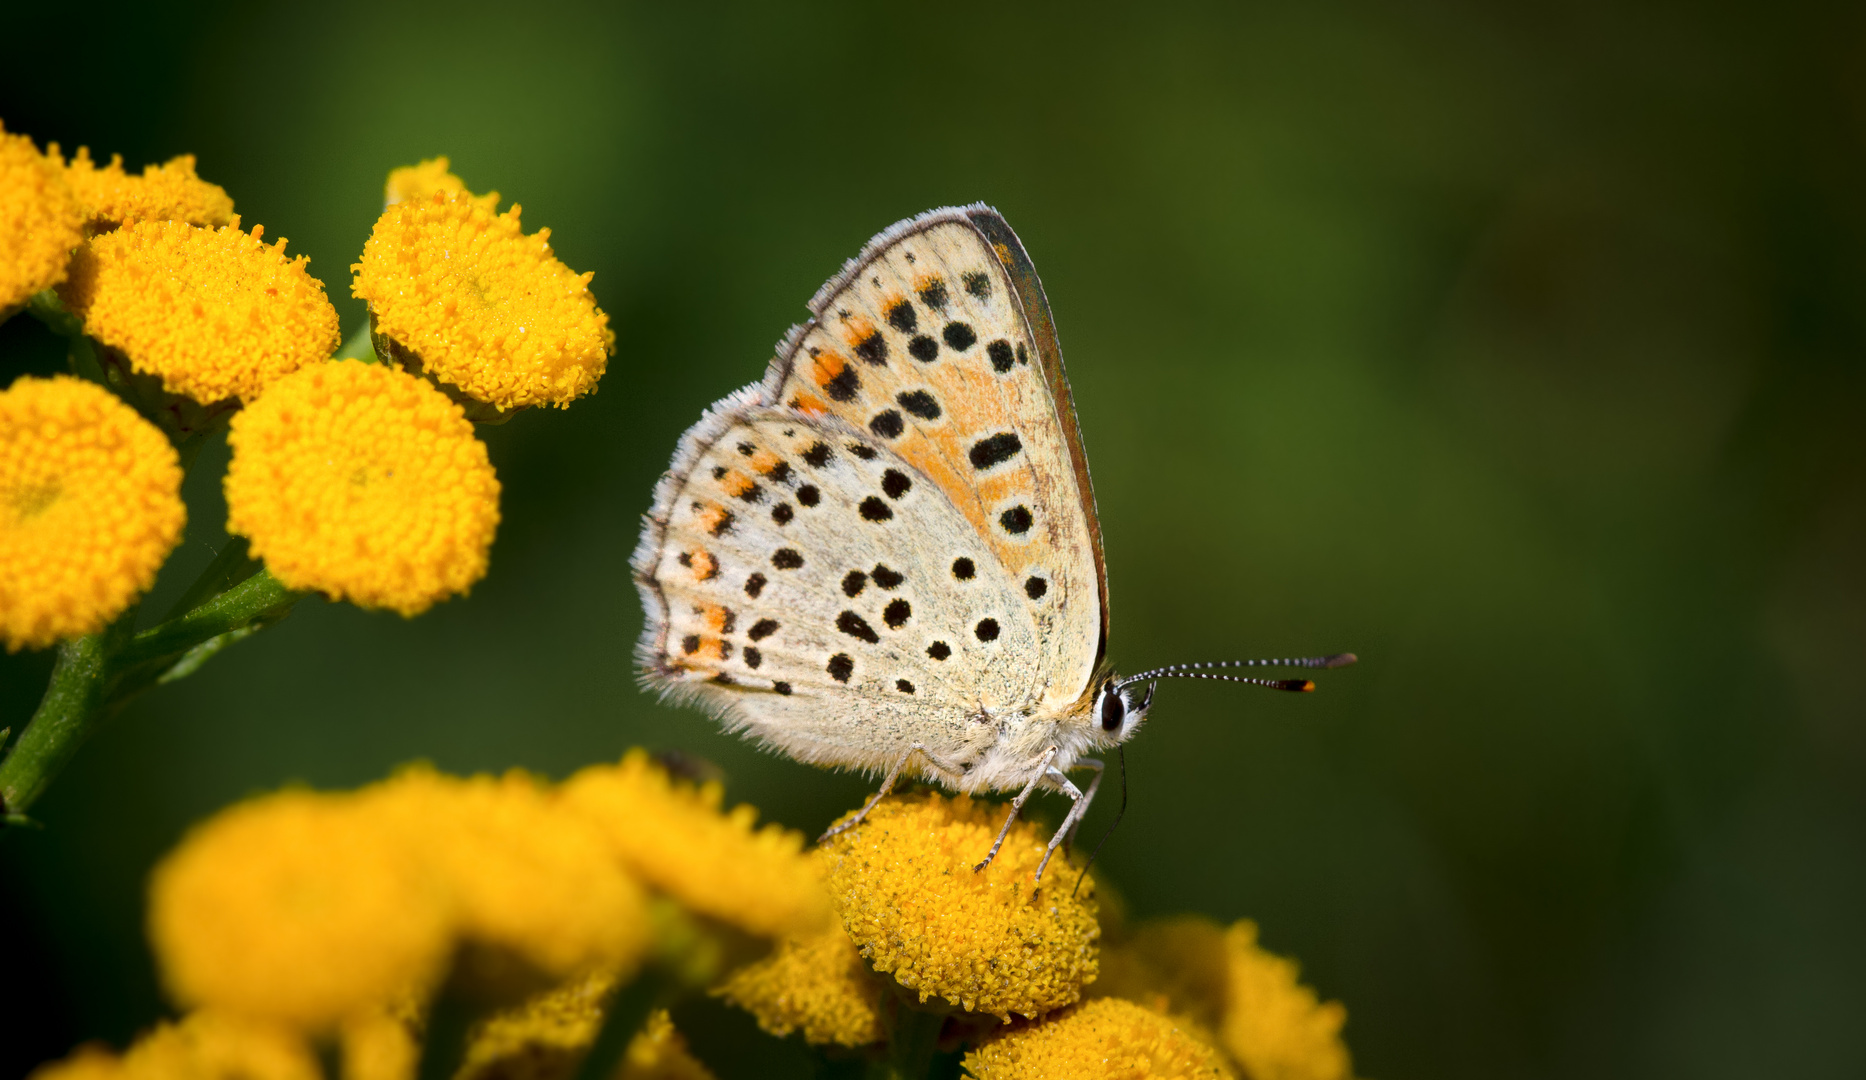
[763,460,792,483]
[744,573,766,599]
[853,332,887,365]
[774,681,793,695]
[886,301,917,332]
[896,679,916,694]
[748,618,778,641]
[975,618,1000,642]
[797,484,820,507]
[869,410,904,439]
[823,365,859,402]
[842,570,867,597]
[1024,576,1048,600]
[826,654,854,682]
[896,390,940,420]
[802,442,833,468]
[881,469,912,499]
[836,611,879,644]
[987,340,1015,373]
[708,510,735,536]
[871,564,904,589]
[969,433,1023,471]
[1016,342,1028,365]
[908,336,939,362]
[1000,506,1033,535]
[859,496,893,522]
[882,598,911,629]
[927,641,951,660]
[737,442,755,456]
[918,277,948,310]
[771,503,793,525]
[951,557,975,580]
[848,443,877,460]
[681,634,700,655]
[772,548,804,570]
[744,647,762,669]
[963,270,991,299]
[942,322,976,351]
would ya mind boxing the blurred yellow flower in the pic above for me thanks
[0,122,84,311]
[713,914,885,1047]
[147,788,456,1032]
[363,766,651,980]
[56,146,236,232]
[0,375,184,651]
[618,1008,718,1080]
[561,750,832,939]
[961,998,1233,1080]
[819,791,1099,1021]
[339,1007,419,1080]
[353,193,613,411]
[462,969,717,1080]
[1094,917,1353,1080]
[28,1012,320,1080]
[223,360,501,616]
[60,220,339,404]
[383,156,496,212]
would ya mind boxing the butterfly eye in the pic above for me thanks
[1099,684,1124,732]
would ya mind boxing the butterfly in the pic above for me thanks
[634,205,1353,880]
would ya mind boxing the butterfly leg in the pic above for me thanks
[1034,759,1105,883]
[973,745,1061,873]
[819,743,967,844]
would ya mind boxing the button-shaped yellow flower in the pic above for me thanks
[224,360,501,616]
[60,220,339,404]
[1094,916,1354,1080]
[148,789,457,1032]
[819,791,1101,1021]
[57,146,236,232]
[383,156,497,212]
[362,767,651,980]
[713,912,886,1047]
[561,750,832,939]
[352,193,613,411]
[0,375,184,651]
[961,998,1234,1080]
[0,123,84,311]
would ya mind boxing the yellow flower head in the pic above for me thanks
[1095,917,1353,1080]
[819,791,1100,1021]
[0,122,84,311]
[224,361,501,616]
[383,156,496,212]
[0,375,184,651]
[352,193,613,411]
[961,998,1234,1080]
[560,750,832,939]
[29,1011,321,1080]
[57,146,236,233]
[60,220,340,404]
[361,766,651,980]
[462,973,718,1080]
[713,913,885,1047]
[148,788,456,1032]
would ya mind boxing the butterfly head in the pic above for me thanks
[1092,675,1154,745]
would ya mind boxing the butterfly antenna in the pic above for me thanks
[1116,654,1357,694]
[1072,745,1128,899]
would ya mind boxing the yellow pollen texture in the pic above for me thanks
[382,156,497,212]
[223,361,501,616]
[0,123,84,310]
[57,146,236,232]
[60,220,340,404]
[27,1011,322,1080]
[962,998,1234,1080]
[819,791,1100,1021]
[0,375,184,651]
[352,193,613,410]
[713,902,886,1047]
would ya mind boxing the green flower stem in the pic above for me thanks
[337,321,378,363]
[0,565,304,820]
[570,970,666,1080]
[871,1001,945,1080]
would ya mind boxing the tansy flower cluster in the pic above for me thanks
[0,125,614,819]
[32,754,1359,1080]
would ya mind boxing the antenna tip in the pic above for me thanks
[1323,653,1358,668]
[1280,679,1316,692]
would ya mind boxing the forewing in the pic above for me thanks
[763,206,1105,713]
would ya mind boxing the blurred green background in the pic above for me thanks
[4,2,1865,1077]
